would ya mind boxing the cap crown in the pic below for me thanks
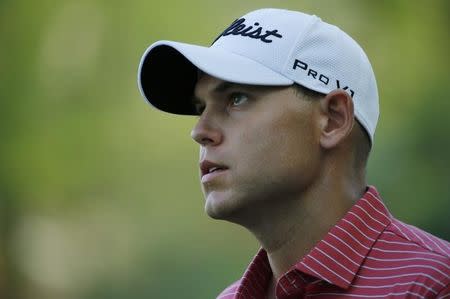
[212,8,379,141]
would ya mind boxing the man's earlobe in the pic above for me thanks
[319,89,354,149]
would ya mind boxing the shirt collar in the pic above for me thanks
[295,186,392,289]
[237,186,392,296]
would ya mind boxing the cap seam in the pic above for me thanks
[282,15,321,79]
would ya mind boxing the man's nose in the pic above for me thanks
[190,114,223,146]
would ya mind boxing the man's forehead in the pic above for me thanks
[195,73,236,93]
[194,72,285,101]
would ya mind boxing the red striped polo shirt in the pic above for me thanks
[217,186,450,299]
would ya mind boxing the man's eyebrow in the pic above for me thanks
[212,81,235,93]
[191,81,238,104]
[213,81,274,93]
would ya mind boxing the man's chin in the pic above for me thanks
[204,191,256,226]
[204,191,238,220]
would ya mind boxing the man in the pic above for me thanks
[137,8,450,299]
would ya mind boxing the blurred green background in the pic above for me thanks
[1,0,449,298]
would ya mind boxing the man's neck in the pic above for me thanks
[247,173,366,296]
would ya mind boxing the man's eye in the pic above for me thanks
[230,93,249,106]
[194,102,205,115]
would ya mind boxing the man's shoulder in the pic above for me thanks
[216,279,241,299]
[371,217,450,288]
[383,218,450,258]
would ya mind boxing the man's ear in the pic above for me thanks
[319,89,355,149]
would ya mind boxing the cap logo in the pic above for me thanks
[293,59,355,97]
[213,18,283,44]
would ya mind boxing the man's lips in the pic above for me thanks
[200,160,229,183]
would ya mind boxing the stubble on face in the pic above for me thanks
[193,76,322,225]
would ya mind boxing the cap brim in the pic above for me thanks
[137,40,293,115]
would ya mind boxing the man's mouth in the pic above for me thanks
[208,166,224,173]
[200,160,229,183]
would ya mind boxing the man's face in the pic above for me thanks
[191,74,322,224]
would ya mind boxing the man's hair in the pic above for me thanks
[292,83,324,101]
[292,83,371,170]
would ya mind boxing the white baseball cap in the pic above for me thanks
[138,8,379,143]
